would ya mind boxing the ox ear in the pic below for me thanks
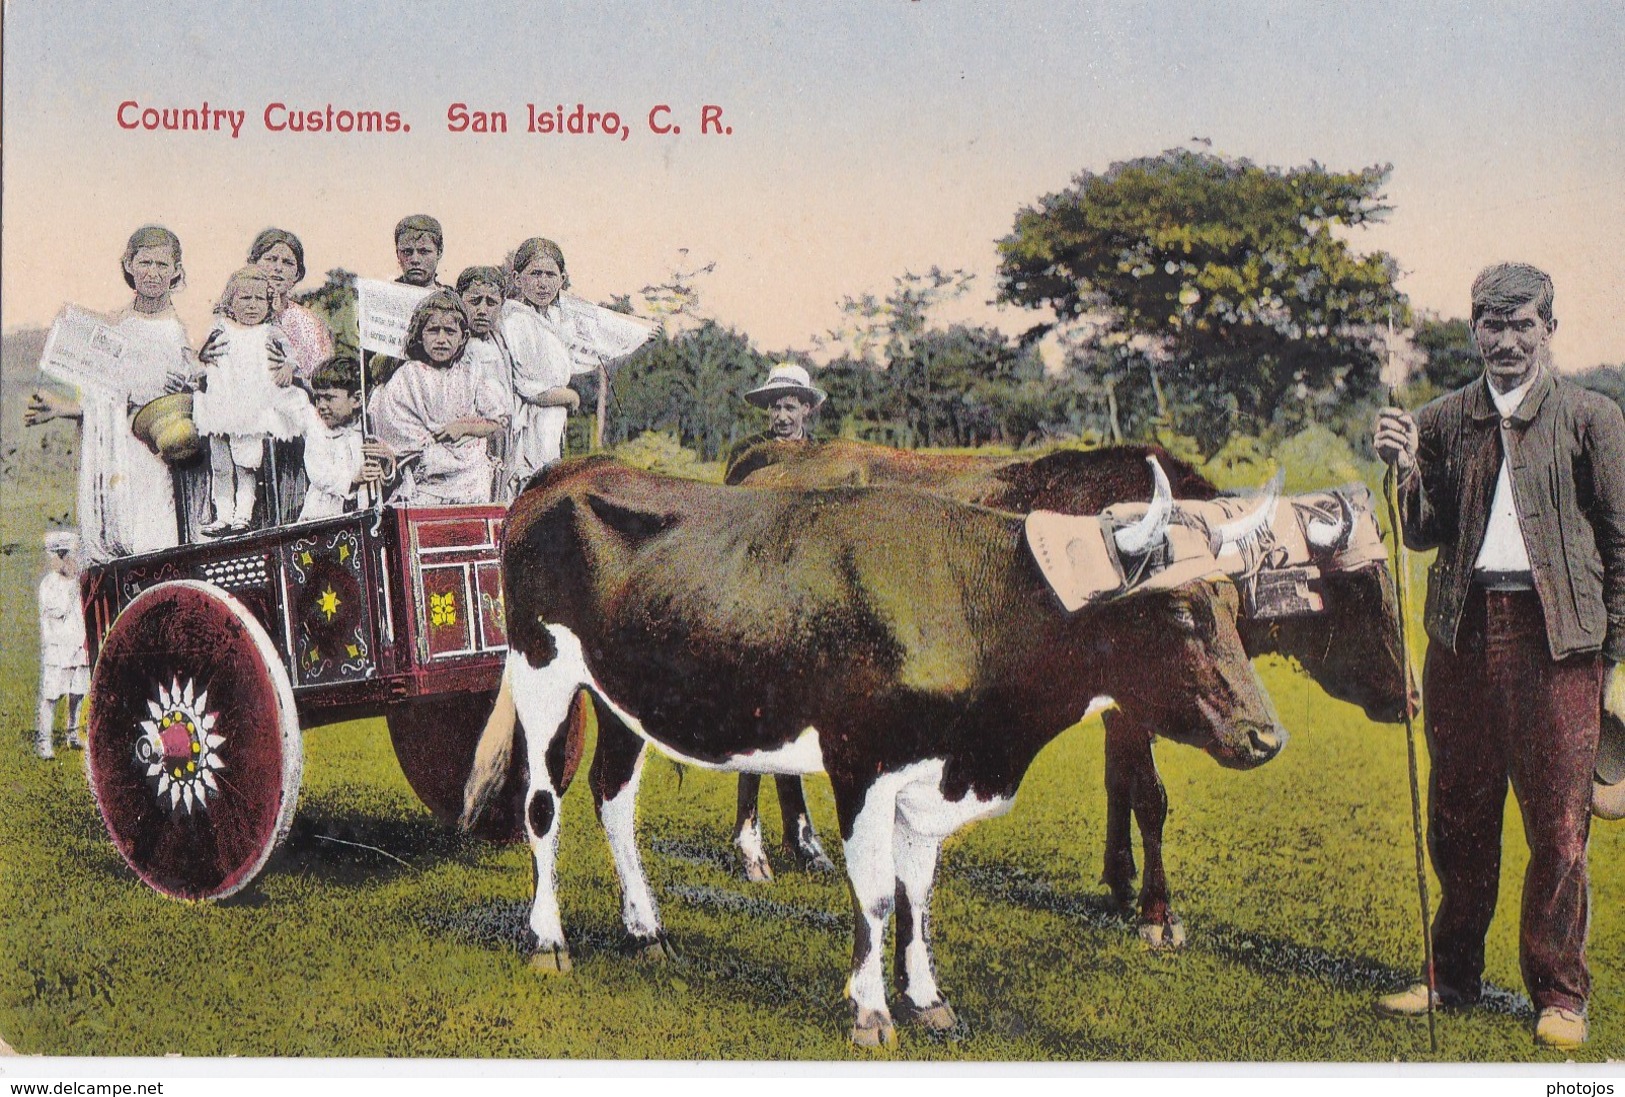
[585,493,681,546]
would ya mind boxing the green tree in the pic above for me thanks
[998,148,1408,452]
[1411,315,1480,394]
[293,269,358,354]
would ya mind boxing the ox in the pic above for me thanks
[463,456,1284,1045]
[727,439,1407,945]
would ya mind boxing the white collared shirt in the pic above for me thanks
[1473,373,1538,573]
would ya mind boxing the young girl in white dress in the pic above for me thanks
[500,238,581,498]
[367,291,509,504]
[192,267,305,535]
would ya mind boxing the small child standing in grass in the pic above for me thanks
[36,531,89,760]
[192,267,305,535]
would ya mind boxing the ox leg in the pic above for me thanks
[1125,722,1182,949]
[833,774,900,1048]
[776,777,835,873]
[733,774,773,883]
[1100,711,1142,910]
[508,643,594,973]
[891,813,955,1032]
[591,699,669,959]
[1103,711,1183,947]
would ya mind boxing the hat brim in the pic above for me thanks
[745,384,826,409]
[1595,692,1625,820]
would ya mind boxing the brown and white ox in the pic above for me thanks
[462,456,1284,1046]
[726,439,1407,945]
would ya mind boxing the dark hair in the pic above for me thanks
[403,290,470,365]
[248,227,307,284]
[1471,263,1555,324]
[309,355,362,394]
[507,237,570,298]
[121,225,184,290]
[455,265,505,295]
[394,214,444,250]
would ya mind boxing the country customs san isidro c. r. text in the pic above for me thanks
[114,100,735,141]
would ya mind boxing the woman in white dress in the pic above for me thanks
[499,238,581,498]
[25,225,194,562]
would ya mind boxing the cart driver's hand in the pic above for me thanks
[198,329,229,365]
[362,440,395,462]
[559,386,581,411]
[1373,408,1418,473]
[357,458,387,485]
[434,421,470,442]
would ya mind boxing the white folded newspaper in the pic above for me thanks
[38,305,128,394]
[356,278,433,356]
[556,293,657,374]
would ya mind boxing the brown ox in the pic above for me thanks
[727,438,1407,945]
[463,457,1284,1045]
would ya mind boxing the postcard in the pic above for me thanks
[2,0,1623,1085]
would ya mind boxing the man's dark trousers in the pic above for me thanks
[1423,585,1604,1013]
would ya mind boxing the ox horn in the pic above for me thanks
[1113,456,1174,557]
[1306,490,1356,552]
[1212,470,1283,555]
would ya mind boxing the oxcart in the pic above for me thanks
[80,506,528,901]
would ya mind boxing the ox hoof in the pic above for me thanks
[1137,914,1186,950]
[740,854,775,884]
[850,1009,897,1049]
[900,1000,958,1033]
[528,946,573,974]
[788,845,836,874]
[626,933,677,963]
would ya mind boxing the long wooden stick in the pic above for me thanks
[1384,382,1438,1054]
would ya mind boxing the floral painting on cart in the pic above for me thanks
[3,0,1625,1072]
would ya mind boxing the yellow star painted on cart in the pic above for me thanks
[318,587,341,621]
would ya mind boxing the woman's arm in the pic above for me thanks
[24,389,82,425]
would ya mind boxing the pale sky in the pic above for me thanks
[3,1,1622,367]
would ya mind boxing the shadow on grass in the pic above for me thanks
[266,801,485,889]
[948,858,1532,1018]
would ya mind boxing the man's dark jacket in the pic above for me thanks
[1400,370,1625,661]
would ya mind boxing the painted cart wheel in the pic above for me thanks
[87,581,303,901]
[386,689,534,843]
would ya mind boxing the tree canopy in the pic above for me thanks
[998,148,1408,451]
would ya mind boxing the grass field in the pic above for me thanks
[2,351,1623,1061]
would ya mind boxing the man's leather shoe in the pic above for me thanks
[1374,982,1462,1016]
[1534,1007,1587,1049]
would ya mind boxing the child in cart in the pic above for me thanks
[298,356,396,520]
[192,267,307,535]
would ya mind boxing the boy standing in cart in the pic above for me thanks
[36,530,89,760]
[299,356,396,520]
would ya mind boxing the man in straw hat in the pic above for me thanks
[1372,262,1625,1049]
[36,531,89,760]
[723,362,827,479]
[722,362,836,877]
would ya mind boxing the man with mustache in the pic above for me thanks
[1373,263,1625,1049]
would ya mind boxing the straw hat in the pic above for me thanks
[745,363,826,409]
[131,393,201,463]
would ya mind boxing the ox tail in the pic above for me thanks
[461,661,518,830]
